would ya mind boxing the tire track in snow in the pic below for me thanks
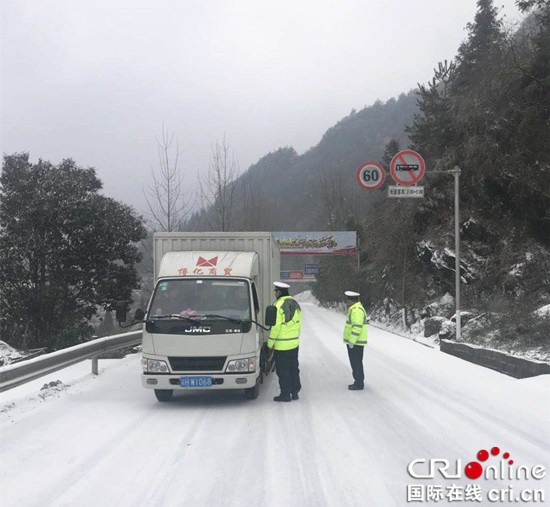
[47,402,210,506]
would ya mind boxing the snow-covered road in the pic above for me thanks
[1,302,549,507]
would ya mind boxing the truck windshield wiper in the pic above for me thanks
[197,314,271,331]
[195,313,244,324]
[247,319,270,331]
[148,314,203,323]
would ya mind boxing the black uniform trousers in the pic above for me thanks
[274,347,301,396]
[347,344,365,386]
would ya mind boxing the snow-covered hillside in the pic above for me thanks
[1,301,549,506]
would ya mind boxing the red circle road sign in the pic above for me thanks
[390,150,425,186]
[356,161,386,190]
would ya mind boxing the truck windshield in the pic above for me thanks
[149,279,251,321]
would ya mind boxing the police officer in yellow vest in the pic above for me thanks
[343,290,368,390]
[269,282,302,402]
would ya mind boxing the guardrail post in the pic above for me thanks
[91,355,99,375]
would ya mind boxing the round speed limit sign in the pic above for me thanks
[356,161,386,190]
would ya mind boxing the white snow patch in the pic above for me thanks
[534,304,550,318]
[0,359,119,407]
[369,318,439,349]
[443,247,455,259]
[509,263,524,276]
[294,290,319,305]
[438,319,456,337]
[0,340,23,366]
[440,292,454,307]
[450,311,474,322]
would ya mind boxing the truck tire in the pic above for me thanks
[260,344,268,373]
[260,344,274,375]
[154,389,173,402]
[244,377,260,400]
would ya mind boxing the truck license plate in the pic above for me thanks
[180,376,212,388]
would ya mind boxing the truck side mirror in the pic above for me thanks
[134,308,145,321]
[115,301,127,324]
[265,305,277,327]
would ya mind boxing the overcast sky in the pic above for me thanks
[1,0,523,215]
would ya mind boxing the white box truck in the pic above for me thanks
[137,232,280,402]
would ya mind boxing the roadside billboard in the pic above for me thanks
[280,270,317,282]
[273,231,357,255]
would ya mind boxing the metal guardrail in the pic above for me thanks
[0,330,142,393]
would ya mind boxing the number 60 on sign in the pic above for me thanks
[356,161,386,190]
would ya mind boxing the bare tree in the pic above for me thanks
[315,168,350,230]
[242,179,269,231]
[143,126,193,232]
[198,134,240,231]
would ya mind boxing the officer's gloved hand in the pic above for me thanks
[348,343,354,349]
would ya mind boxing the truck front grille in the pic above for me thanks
[168,356,227,372]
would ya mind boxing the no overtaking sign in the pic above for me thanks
[390,150,425,186]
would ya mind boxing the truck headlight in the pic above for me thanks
[142,358,169,373]
[226,357,255,373]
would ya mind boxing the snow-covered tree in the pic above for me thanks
[0,153,146,350]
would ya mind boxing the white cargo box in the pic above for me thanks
[153,232,281,319]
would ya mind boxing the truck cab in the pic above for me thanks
[141,234,279,402]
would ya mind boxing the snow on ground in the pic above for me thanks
[371,320,440,349]
[294,289,320,305]
[1,301,549,507]
[296,289,440,350]
[0,360,121,407]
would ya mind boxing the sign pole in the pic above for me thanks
[359,154,461,341]
[453,166,461,341]
[357,235,361,292]
[357,235,360,270]
[423,166,461,341]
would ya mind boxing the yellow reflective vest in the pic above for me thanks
[268,296,301,350]
[343,302,368,346]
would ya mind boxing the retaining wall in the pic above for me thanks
[440,340,550,379]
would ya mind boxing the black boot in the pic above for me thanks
[291,393,299,400]
[274,393,292,402]
[348,384,364,391]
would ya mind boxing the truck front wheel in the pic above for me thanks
[154,389,173,402]
[244,376,261,400]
